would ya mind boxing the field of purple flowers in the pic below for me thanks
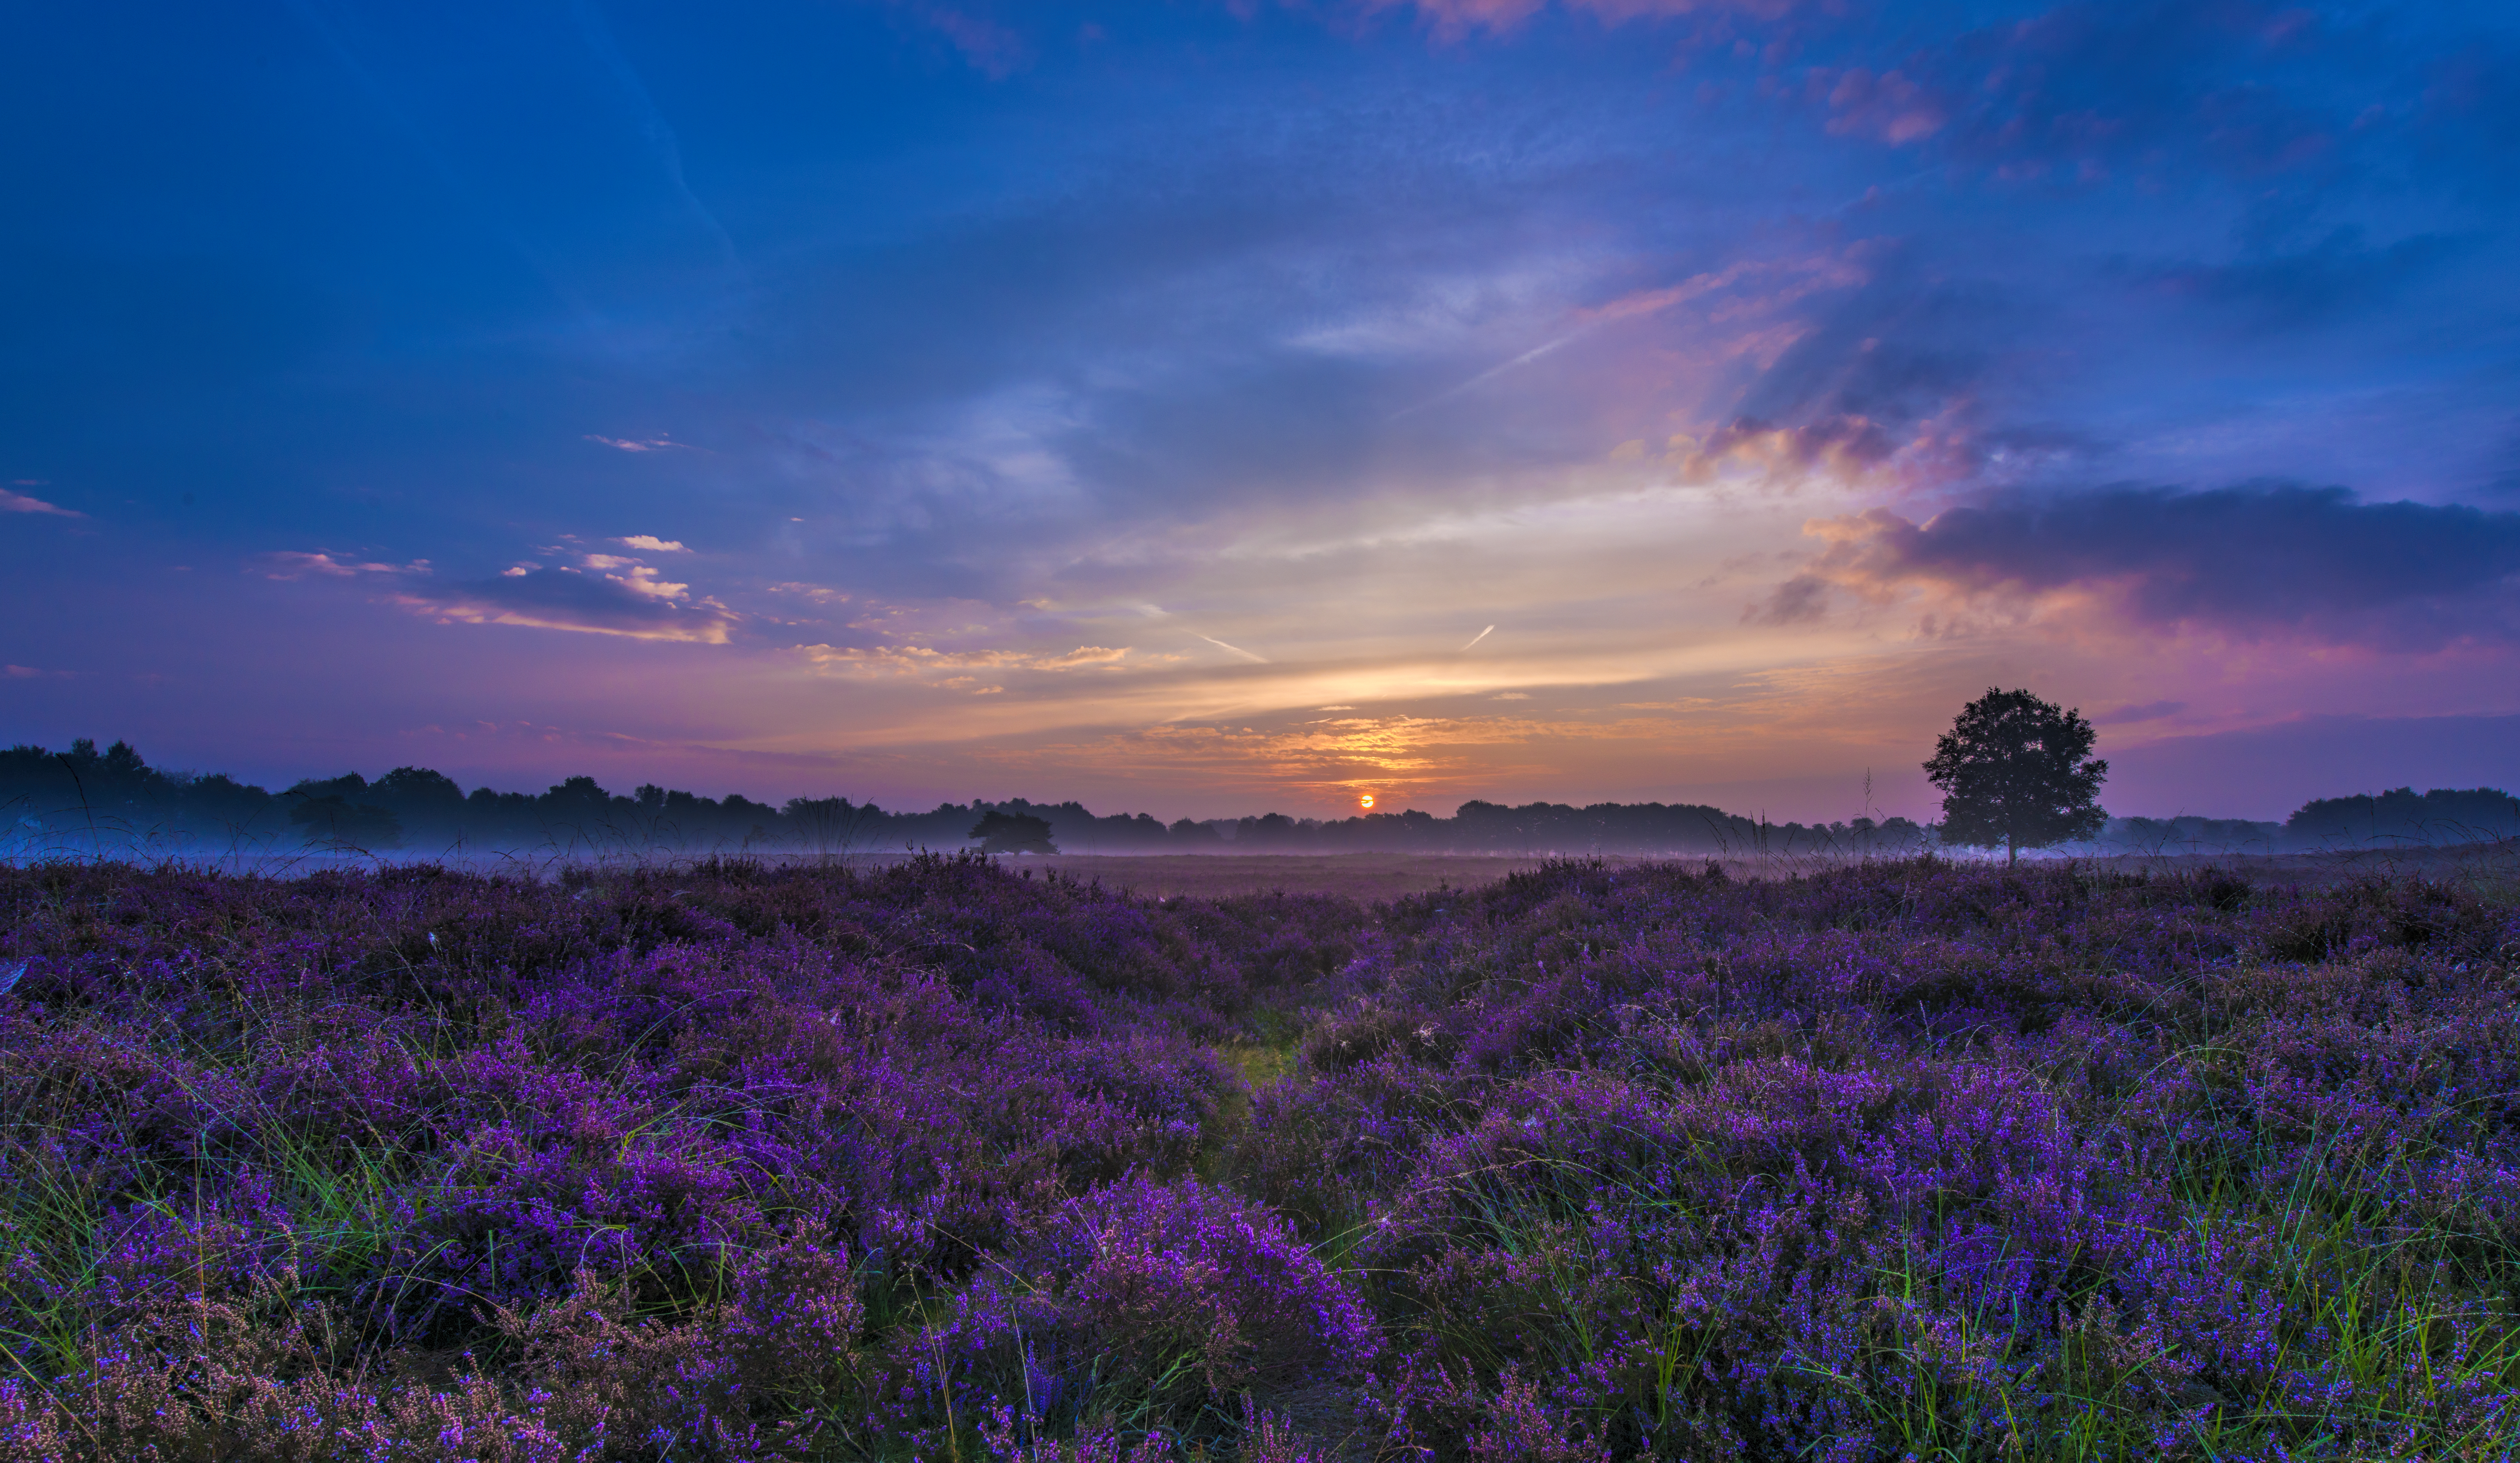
[0,853,2515,1461]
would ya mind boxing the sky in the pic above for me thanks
[4,0,2517,824]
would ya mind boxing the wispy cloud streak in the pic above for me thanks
[1195,634,1271,664]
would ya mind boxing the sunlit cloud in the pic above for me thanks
[616,535,689,553]
[578,555,690,599]
[391,570,740,642]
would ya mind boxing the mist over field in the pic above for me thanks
[8,737,2517,865]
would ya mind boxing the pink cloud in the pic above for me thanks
[584,435,700,454]
[898,3,1029,76]
[0,486,82,518]
[1360,0,1799,39]
[1820,67,1951,145]
[259,551,429,580]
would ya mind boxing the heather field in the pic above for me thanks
[2,856,2517,1462]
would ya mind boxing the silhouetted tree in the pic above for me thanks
[970,810,1057,854]
[1924,687,2107,865]
[372,766,465,809]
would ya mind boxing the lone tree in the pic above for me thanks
[970,810,1058,855]
[1924,687,2108,865]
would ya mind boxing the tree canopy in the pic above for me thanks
[969,810,1058,855]
[1923,688,2109,863]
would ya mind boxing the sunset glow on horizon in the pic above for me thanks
[5,2,2516,822]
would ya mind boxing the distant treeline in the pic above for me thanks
[3,738,2513,858]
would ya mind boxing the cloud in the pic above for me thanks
[616,535,689,553]
[1007,708,1689,799]
[259,551,427,579]
[894,2,1029,76]
[1793,482,2520,648]
[1037,645,1134,669]
[1743,573,1831,625]
[1676,415,1897,486]
[263,547,735,641]
[1362,0,2385,190]
[2098,699,2187,724]
[1653,256,2042,494]
[577,555,690,598]
[0,486,82,517]
[1360,0,1797,39]
[584,434,691,452]
[799,644,1133,676]
[395,563,739,643]
[1821,68,1948,146]
[1808,1,2429,188]
[2120,229,2466,333]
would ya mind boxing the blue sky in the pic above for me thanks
[5,0,2517,821]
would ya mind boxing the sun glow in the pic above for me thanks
[1359,792,1375,810]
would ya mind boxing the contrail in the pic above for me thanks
[1196,634,1269,664]
[573,0,746,276]
[1390,266,1756,421]
[1462,625,1495,651]
[282,0,597,324]
[1393,336,1578,419]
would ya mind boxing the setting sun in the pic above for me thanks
[1359,793,1375,810]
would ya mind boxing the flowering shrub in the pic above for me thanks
[899,1175,1376,1447]
[0,851,2514,1458]
[1252,859,2520,1459]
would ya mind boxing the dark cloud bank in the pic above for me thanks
[1799,482,2520,646]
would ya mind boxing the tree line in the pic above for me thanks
[1,735,2510,859]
